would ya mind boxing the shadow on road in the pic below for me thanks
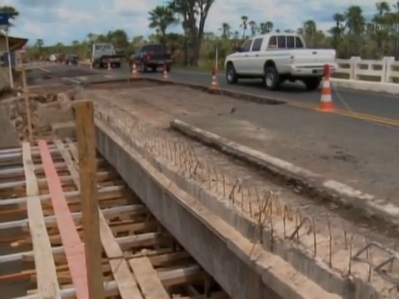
[236,79,321,94]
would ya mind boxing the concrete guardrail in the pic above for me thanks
[332,56,399,94]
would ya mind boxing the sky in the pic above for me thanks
[1,0,396,45]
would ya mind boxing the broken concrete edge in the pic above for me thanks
[94,103,380,299]
[170,119,399,229]
[95,119,344,299]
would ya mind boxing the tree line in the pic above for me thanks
[3,1,399,68]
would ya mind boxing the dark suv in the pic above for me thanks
[130,44,172,72]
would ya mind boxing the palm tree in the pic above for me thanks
[35,39,44,57]
[392,1,399,57]
[372,3,391,58]
[148,6,177,47]
[303,20,317,47]
[240,15,248,38]
[329,13,346,54]
[345,5,365,55]
[248,20,257,36]
[106,29,129,49]
[220,22,231,39]
[259,21,273,34]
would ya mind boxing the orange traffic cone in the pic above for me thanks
[319,64,334,112]
[131,63,138,78]
[209,66,219,91]
[107,62,111,71]
[163,63,169,81]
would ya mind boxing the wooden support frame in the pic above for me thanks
[74,100,105,299]
[22,141,61,299]
[38,140,89,299]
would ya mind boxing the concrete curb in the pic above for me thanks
[170,118,399,228]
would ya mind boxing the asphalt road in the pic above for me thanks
[37,63,399,121]
[31,64,399,124]
[116,66,399,121]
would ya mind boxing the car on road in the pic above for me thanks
[64,54,79,65]
[91,43,122,68]
[130,44,172,72]
[224,33,337,90]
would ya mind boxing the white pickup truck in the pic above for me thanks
[224,33,337,90]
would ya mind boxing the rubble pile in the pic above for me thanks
[0,90,76,143]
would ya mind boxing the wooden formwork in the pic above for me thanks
[0,138,229,299]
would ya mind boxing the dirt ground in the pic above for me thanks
[82,82,399,205]
[0,84,76,147]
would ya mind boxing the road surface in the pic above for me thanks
[41,63,399,124]
[115,65,399,123]
[27,64,399,201]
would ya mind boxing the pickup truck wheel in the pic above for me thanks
[264,66,280,90]
[226,63,238,84]
[304,77,321,91]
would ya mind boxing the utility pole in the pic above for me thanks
[4,27,13,88]
[0,12,13,88]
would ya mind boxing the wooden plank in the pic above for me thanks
[98,211,144,299]
[64,118,144,299]
[66,137,79,162]
[129,257,170,299]
[22,142,62,299]
[38,140,89,299]
[74,100,105,299]
[22,69,33,142]
[54,139,80,185]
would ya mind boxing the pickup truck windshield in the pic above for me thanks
[141,45,166,52]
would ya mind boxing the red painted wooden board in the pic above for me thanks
[38,140,89,299]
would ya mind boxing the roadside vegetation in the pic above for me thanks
[2,1,399,71]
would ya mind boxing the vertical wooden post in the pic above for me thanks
[21,68,33,142]
[74,100,104,299]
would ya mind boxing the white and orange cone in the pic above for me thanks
[209,66,219,91]
[131,63,138,78]
[319,64,334,112]
[163,63,169,81]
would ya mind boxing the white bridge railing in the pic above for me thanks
[332,57,399,93]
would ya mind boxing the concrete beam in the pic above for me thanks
[95,120,342,299]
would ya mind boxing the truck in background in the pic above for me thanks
[129,44,172,72]
[91,43,122,68]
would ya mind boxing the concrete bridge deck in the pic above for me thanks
[1,72,398,299]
